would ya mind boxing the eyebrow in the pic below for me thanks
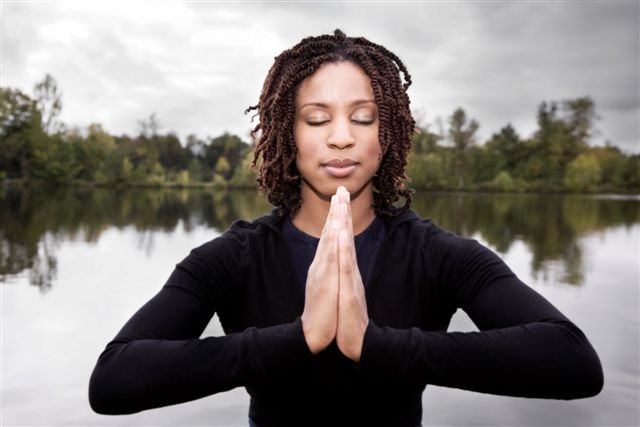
[299,99,376,109]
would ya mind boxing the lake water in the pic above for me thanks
[1,188,638,426]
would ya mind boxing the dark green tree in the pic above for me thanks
[33,73,63,135]
[0,88,45,181]
[448,108,479,188]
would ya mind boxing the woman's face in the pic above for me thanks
[293,60,381,204]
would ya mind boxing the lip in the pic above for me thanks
[322,158,358,168]
[321,158,358,178]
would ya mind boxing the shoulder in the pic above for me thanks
[386,209,478,253]
[223,211,284,244]
[386,210,499,278]
[388,210,511,287]
[171,212,283,291]
[188,211,283,262]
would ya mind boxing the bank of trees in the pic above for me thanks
[1,75,638,192]
[0,76,254,188]
[409,99,638,192]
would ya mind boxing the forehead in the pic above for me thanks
[295,61,374,105]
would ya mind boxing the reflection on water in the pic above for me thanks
[1,187,638,427]
[0,187,273,290]
[1,188,638,289]
[413,192,640,285]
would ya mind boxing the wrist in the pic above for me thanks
[301,318,330,354]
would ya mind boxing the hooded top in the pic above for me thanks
[89,210,603,426]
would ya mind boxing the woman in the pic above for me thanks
[89,29,603,426]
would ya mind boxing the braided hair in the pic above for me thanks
[246,29,415,217]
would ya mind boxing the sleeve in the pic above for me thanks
[88,235,312,415]
[359,237,603,399]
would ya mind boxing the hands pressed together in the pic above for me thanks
[301,186,369,362]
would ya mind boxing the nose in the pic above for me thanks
[326,118,355,150]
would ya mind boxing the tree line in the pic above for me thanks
[3,187,638,290]
[1,74,638,192]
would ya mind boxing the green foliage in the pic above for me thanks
[610,155,640,190]
[121,157,133,182]
[1,76,637,193]
[214,156,231,177]
[229,148,258,188]
[412,126,441,154]
[176,170,190,187]
[147,162,166,186]
[33,134,83,184]
[205,133,247,180]
[448,108,479,188]
[564,153,602,192]
[33,74,63,134]
[0,87,44,180]
[211,174,227,188]
[187,158,205,182]
[406,150,450,189]
[492,171,515,192]
[523,98,596,190]
[474,124,523,183]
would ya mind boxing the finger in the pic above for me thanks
[335,187,352,232]
[336,202,348,233]
[345,193,354,239]
[317,194,339,252]
[337,188,357,264]
[338,185,349,207]
[338,228,353,283]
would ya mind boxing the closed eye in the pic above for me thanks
[352,118,375,125]
[306,120,329,126]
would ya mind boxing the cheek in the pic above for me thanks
[293,124,306,161]
[293,129,317,167]
[365,131,382,163]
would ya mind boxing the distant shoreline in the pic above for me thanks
[3,178,639,197]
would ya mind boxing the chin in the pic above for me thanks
[301,177,373,202]
[331,179,374,201]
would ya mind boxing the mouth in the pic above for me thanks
[321,158,358,178]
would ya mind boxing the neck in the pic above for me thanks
[292,185,376,238]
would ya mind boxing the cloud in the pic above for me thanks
[2,1,638,152]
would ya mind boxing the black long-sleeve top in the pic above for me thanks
[88,210,603,426]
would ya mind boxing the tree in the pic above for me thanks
[121,157,133,182]
[528,102,569,188]
[214,156,231,178]
[610,155,640,191]
[147,162,166,185]
[156,132,189,171]
[33,74,63,134]
[230,148,258,188]
[564,153,602,192]
[176,170,190,186]
[0,87,44,180]
[562,96,598,148]
[187,158,205,182]
[448,108,479,188]
[205,133,249,180]
[528,98,596,190]
[406,151,449,189]
[492,171,515,192]
[74,123,117,180]
[137,113,161,138]
[412,125,441,154]
[474,124,524,184]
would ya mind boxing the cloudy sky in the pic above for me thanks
[2,1,639,152]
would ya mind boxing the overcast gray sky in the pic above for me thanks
[2,1,639,152]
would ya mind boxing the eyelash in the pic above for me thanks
[353,119,375,125]
[306,119,374,127]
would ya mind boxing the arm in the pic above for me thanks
[359,237,603,399]
[88,237,311,415]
